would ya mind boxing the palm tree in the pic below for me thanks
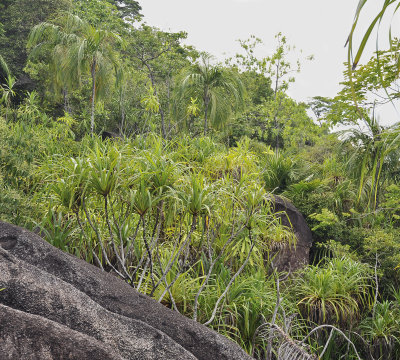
[28,13,121,134]
[343,115,400,210]
[0,55,16,122]
[0,75,16,122]
[0,55,10,80]
[178,54,244,136]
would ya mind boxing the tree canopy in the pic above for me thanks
[0,1,400,359]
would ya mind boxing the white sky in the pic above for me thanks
[140,0,400,125]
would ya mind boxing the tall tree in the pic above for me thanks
[232,33,311,148]
[0,0,71,79]
[28,13,121,134]
[110,0,142,20]
[178,54,244,136]
[128,25,188,139]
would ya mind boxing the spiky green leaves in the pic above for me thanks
[296,256,372,326]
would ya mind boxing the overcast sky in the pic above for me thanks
[140,1,399,125]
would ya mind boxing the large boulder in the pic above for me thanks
[0,221,252,360]
[270,196,313,272]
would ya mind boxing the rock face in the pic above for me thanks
[0,221,252,360]
[270,196,313,272]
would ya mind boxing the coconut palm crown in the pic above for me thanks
[178,54,244,136]
[28,13,122,134]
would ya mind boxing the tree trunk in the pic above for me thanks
[166,74,171,136]
[90,59,96,135]
[144,62,166,139]
[119,86,125,136]
[204,96,209,136]
[120,105,125,136]
[63,88,71,115]
[274,96,283,150]
[274,62,280,100]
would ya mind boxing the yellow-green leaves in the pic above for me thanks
[88,144,120,197]
[309,208,339,232]
[186,97,200,117]
[130,179,152,216]
[51,157,88,211]
[141,85,159,114]
[179,175,211,216]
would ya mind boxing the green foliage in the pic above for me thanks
[362,229,400,294]
[141,84,160,114]
[0,173,32,226]
[0,2,400,358]
[343,116,400,211]
[261,150,299,192]
[177,54,244,135]
[0,74,16,121]
[0,0,71,77]
[73,0,126,30]
[380,184,400,227]
[28,12,122,134]
[360,301,400,360]
[309,209,339,232]
[296,255,373,326]
[109,0,141,20]
[0,54,10,79]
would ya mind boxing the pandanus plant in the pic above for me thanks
[0,55,16,122]
[0,74,16,122]
[296,256,372,327]
[360,300,400,360]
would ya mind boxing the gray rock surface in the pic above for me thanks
[0,221,252,360]
[270,195,313,272]
[0,304,123,360]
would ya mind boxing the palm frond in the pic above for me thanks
[0,55,11,78]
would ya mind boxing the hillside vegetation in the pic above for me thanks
[1,1,400,358]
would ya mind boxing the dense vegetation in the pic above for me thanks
[1,0,400,358]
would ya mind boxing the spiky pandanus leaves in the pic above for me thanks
[360,300,400,360]
[36,134,319,359]
[50,157,89,212]
[296,257,373,327]
[87,143,120,197]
